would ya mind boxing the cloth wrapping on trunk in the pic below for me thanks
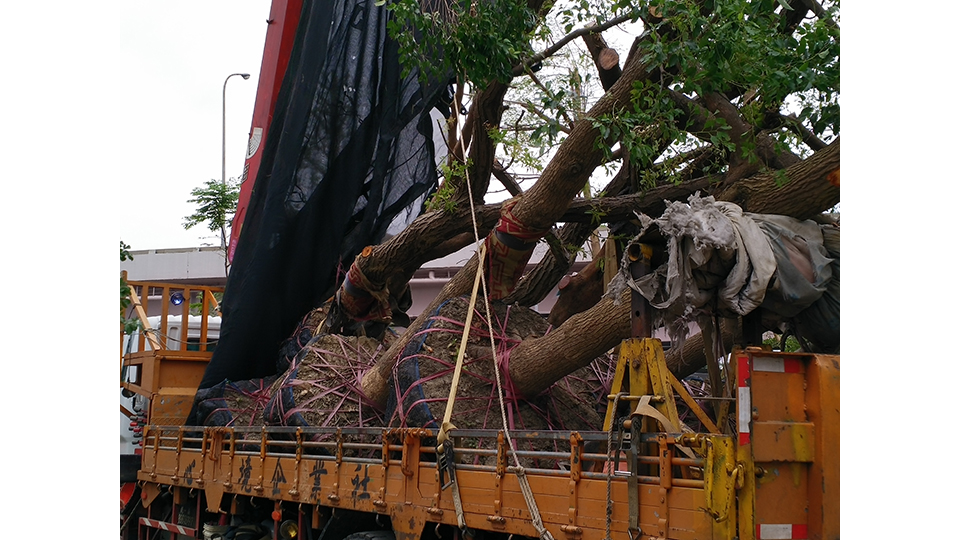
[625,194,835,347]
[792,221,840,352]
[751,214,834,318]
[484,198,551,299]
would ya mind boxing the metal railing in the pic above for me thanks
[141,425,707,488]
[121,272,224,354]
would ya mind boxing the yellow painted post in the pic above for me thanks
[643,338,681,431]
[704,436,737,540]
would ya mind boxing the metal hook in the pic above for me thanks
[375,513,384,528]
[435,523,443,539]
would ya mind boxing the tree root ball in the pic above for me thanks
[389,297,615,466]
[264,333,395,434]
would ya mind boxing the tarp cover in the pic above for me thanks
[191,0,451,417]
[625,194,837,349]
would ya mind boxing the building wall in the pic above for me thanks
[121,247,228,286]
[122,244,591,319]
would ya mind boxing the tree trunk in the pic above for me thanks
[713,137,840,219]
[361,135,839,405]
[509,288,632,396]
[581,24,622,91]
[664,318,739,381]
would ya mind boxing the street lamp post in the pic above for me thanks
[222,73,251,185]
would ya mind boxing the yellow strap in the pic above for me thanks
[436,242,487,449]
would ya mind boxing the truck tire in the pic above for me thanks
[341,531,396,540]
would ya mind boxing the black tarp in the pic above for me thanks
[189,0,450,421]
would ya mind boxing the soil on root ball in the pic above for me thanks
[265,333,396,433]
[390,297,614,468]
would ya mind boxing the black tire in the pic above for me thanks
[341,531,396,540]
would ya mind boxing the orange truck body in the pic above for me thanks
[121,281,839,540]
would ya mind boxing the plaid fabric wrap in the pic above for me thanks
[484,198,548,299]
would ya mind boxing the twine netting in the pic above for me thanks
[264,334,392,437]
[388,296,614,467]
[196,377,278,428]
[276,307,330,372]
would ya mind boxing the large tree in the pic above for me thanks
[320,0,840,406]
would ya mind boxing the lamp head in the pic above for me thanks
[241,73,251,80]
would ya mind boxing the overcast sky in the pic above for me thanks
[120,2,271,249]
[5,2,272,251]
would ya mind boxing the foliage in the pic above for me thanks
[574,0,839,188]
[381,0,539,87]
[184,178,241,276]
[639,0,839,133]
[183,179,241,243]
[762,333,801,352]
[427,158,472,212]
[121,240,134,262]
[457,0,836,195]
[380,0,840,286]
[190,292,224,317]
[495,5,634,185]
[120,241,140,335]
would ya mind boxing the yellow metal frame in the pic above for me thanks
[603,338,721,436]
[121,277,224,424]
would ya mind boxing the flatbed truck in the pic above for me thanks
[121,280,839,540]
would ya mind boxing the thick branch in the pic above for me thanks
[507,141,841,398]
[772,113,828,152]
[713,137,839,218]
[669,89,802,183]
[454,81,511,204]
[700,91,800,178]
[510,288,633,394]
[559,175,716,223]
[492,160,524,196]
[665,318,738,380]
[361,43,663,406]
[779,0,813,36]
[798,0,840,39]
[581,23,623,91]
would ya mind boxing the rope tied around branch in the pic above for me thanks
[339,255,393,322]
